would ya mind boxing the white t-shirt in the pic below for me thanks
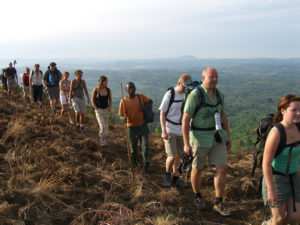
[30,71,43,85]
[159,88,184,135]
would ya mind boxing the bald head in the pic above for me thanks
[202,67,218,89]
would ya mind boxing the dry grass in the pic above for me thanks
[0,91,272,225]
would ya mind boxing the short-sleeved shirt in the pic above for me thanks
[184,85,225,148]
[119,93,150,127]
[159,88,184,135]
[5,67,17,79]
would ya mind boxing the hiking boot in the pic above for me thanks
[173,178,188,189]
[162,173,171,187]
[80,125,84,130]
[261,219,271,225]
[213,202,232,216]
[194,196,206,210]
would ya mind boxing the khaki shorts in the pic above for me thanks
[72,97,86,113]
[7,78,16,89]
[191,140,227,170]
[163,134,184,157]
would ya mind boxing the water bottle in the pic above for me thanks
[214,109,222,130]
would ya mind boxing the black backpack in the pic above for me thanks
[165,79,201,125]
[252,115,300,202]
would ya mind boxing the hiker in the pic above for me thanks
[29,64,43,108]
[91,75,112,146]
[119,82,153,171]
[182,67,232,216]
[159,73,191,189]
[22,67,31,101]
[60,71,74,124]
[261,94,300,225]
[4,62,18,94]
[69,69,89,130]
[1,68,8,92]
[43,62,62,116]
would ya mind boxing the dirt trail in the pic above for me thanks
[0,90,273,225]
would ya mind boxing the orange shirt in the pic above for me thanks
[119,93,150,127]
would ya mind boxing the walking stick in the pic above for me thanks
[120,83,131,165]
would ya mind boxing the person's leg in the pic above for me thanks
[140,124,150,166]
[128,126,139,165]
[79,113,84,125]
[270,204,287,225]
[97,109,105,139]
[285,198,300,224]
[191,168,202,193]
[102,108,109,139]
[61,105,66,116]
[214,165,228,198]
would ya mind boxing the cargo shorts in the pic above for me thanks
[163,133,184,157]
[191,140,227,170]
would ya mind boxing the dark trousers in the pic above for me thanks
[127,123,151,166]
[33,85,43,102]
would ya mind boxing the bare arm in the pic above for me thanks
[221,112,231,151]
[108,88,112,112]
[262,128,280,205]
[15,73,18,85]
[91,88,98,110]
[160,111,168,139]
[29,74,33,90]
[69,80,74,104]
[182,112,192,155]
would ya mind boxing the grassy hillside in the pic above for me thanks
[0,89,277,225]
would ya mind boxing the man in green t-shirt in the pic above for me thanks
[182,67,232,216]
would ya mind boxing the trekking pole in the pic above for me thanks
[120,83,131,165]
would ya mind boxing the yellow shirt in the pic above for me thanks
[119,93,150,127]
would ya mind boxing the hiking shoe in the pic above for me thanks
[213,202,232,216]
[99,139,105,146]
[69,120,75,125]
[261,219,271,225]
[79,125,84,130]
[194,196,206,210]
[162,173,171,187]
[173,178,188,189]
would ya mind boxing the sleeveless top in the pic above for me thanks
[23,73,30,85]
[271,127,300,174]
[94,87,110,109]
[72,79,84,98]
[61,80,70,93]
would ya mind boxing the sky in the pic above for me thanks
[0,0,299,60]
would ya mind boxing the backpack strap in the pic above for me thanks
[137,94,143,111]
[165,88,183,126]
[274,123,287,157]
[165,88,175,118]
[191,87,223,131]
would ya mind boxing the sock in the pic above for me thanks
[195,193,202,198]
[215,197,223,205]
